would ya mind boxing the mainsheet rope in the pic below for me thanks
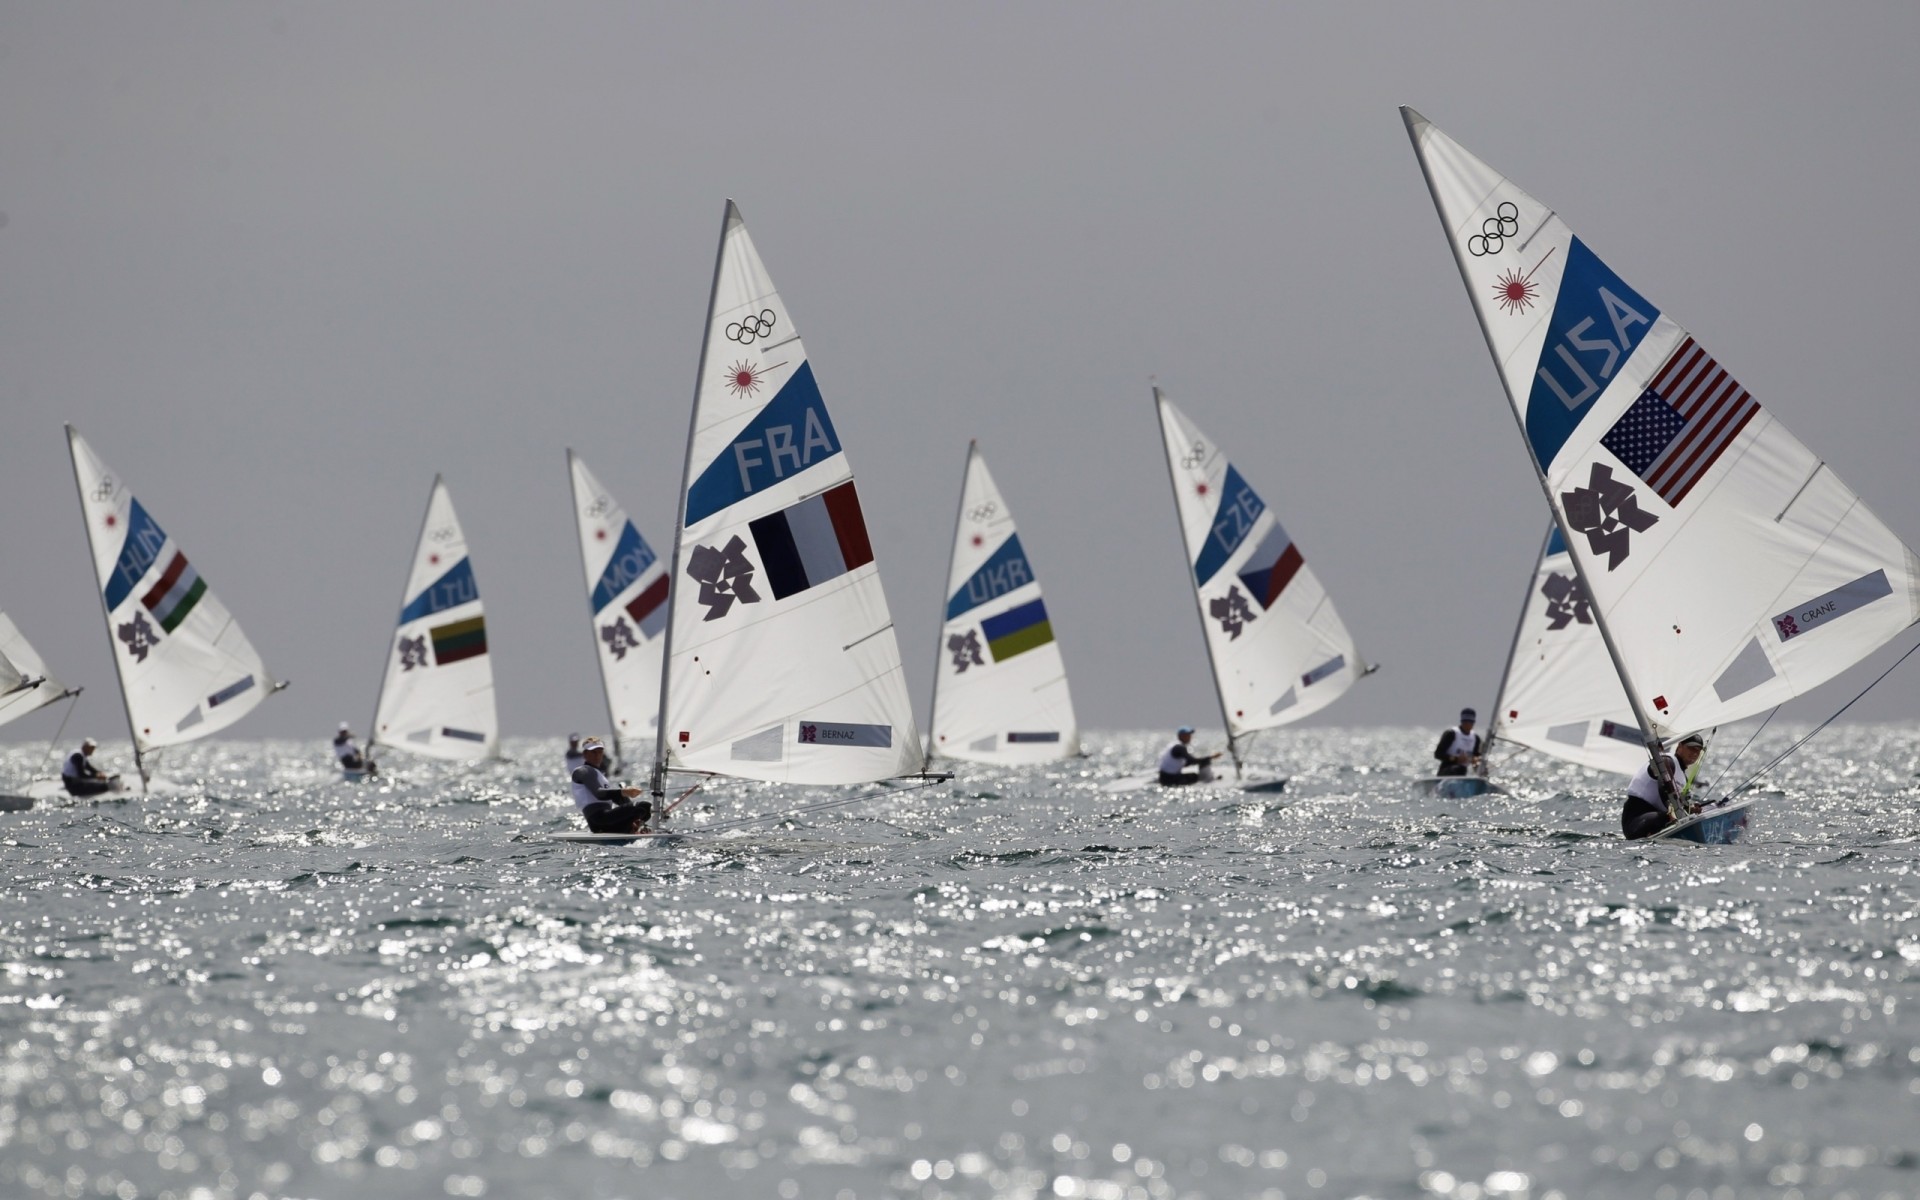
[1719,637,1920,800]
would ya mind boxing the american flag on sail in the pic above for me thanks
[1599,338,1760,508]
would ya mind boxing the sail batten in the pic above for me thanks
[370,477,498,760]
[66,427,279,765]
[929,443,1080,764]
[653,201,923,786]
[1153,391,1368,739]
[1406,108,1920,739]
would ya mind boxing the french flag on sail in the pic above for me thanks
[1599,338,1760,509]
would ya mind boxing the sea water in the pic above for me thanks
[1,727,1916,1200]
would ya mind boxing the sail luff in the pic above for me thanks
[1401,107,1666,765]
[1488,523,1555,756]
[650,200,736,795]
[566,449,624,767]
[1152,388,1238,747]
[368,474,440,761]
[924,440,976,762]
[64,425,149,790]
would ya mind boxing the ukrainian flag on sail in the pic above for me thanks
[981,598,1053,662]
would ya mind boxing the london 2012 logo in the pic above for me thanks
[727,310,777,345]
[1467,202,1520,257]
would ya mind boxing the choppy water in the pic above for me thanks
[1,726,1917,1200]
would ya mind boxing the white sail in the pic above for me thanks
[1490,526,1644,774]
[567,450,668,765]
[1406,108,1920,740]
[371,477,498,760]
[930,442,1080,763]
[655,201,923,785]
[66,427,279,758]
[1153,390,1369,740]
[0,613,75,729]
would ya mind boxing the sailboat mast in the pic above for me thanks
[368,475,442,763]
[1402,113,1670,784]
[64,426,149,792]
[566,451,626,771]
[1152,389,1243,777]
[1486,523,1556,758]
[651,199,736,799]
[925,441,977,764]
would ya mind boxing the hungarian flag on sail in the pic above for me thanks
[748,481,875,601]
[1599,338,1760,509]
[141,551,208,633]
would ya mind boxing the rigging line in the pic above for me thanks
[689,774,953,835]
[39,692,81,771]
[1700,710,1777,798]
[1725,637,1920,798]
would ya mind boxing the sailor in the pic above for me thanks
[1433,709,1483,777]
[332,722,368,772]
[571,737,653,834]
[60,738,119,797]
[1622,733,1705,840]
[564,732,586,774]
[1158,726,1219,787]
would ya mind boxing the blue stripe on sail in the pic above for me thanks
[1192,465,1266,587]
[684,362,843,527]
[400,558,478,625]
[947,535,1035,620]
[207,675,255,708]
[104,499,168,611]
[1524,238,1660,470]
[1544,525,1568,558]
[589,522,659,615]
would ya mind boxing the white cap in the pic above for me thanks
[339,722,351,732]
[580,736,606,753]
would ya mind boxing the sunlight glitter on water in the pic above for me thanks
[0,727,1917,1198]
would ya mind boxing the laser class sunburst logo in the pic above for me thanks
[1491,248,1556,316]
[723,360,765,399]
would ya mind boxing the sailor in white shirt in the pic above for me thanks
[1433,709,1483,777]
[61,737,120,797]
[1158,726,1219,787]
[1623,733,1704,840]
[332,723,369,772]
[570,737,652,834]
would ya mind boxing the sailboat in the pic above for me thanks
[65,426,286,791]
[1486,524,1644,778]
[555,201,939,845]
[0,613,83,810]
[1404,107,1920,842]
[368,477,498,768]
[1138,388,1375,793]
[566,450,669,772]
[928,442,1080,764]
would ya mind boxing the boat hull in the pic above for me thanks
[1651,798,1754,845]
[0,794,32,812]
[1412,776,1506,799]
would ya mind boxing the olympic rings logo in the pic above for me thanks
[90,478,115,501]
[1180,441,1207,469]
[583,495,613,519]
[966,502,998,523]
[428,525,458,543]
[1467,202,1520,257]
[726,310,777,345]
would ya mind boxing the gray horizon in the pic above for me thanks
[4,4,1919,755]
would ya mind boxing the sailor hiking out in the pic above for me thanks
[1623,733,1706,840]
[1433,709,1484,777]
[1158,726,1219,787]
[571,737,652,834]
[61,738,120,797]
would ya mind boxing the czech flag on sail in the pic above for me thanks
[748,482,874,601]
[142,550,208,633]
[981,598,1054,662]
[430,615,488,664]
[1235,525,1304,612]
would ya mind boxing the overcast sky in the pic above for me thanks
[5,3,1920,750]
